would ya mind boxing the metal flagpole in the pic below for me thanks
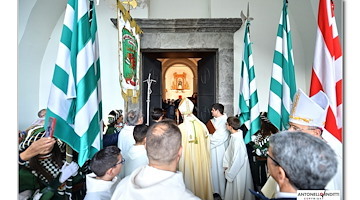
[143,73,156,125]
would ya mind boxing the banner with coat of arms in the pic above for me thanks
[117,1,142,103]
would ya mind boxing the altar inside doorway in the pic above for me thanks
[162,62,197,101]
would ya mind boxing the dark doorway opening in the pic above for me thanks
[141,50,217,124]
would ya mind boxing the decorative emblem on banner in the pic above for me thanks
[122,28,138,86]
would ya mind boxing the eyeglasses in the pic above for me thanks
[265,150,296,187]
[113,158,125,167]
[265,151,281,166]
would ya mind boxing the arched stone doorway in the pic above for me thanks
[136,18,242,124]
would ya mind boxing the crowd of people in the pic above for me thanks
[18,89,341,200]
[161,94,197,125]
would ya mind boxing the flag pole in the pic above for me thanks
[66,144,73,163]
[124,96,129,123]
[65,144,73,199]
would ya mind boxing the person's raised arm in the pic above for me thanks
[19,137,56,162]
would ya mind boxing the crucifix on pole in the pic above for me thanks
[143,73,156,125]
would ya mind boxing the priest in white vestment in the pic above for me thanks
[111,120,200,200]
[223,116,254,200]
[178,98,214,200]
[209,103,229,199]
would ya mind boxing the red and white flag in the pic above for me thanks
[310,0,342,143]
[311,1,343,193]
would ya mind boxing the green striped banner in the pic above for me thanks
[45,0,102,167]
[239,21,261,144]
[267,0,297,131]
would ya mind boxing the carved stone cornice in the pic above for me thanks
[134,18,242,33]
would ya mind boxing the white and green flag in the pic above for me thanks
[238,21,261,144]
[267,0,297,131]
[45,0,102,167]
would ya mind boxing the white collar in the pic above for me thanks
[275,191,297,198]
[85,173,118,192]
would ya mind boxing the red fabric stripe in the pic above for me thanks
[325,107,342,142]
[311,0,342,142]
[318,0,337,58]
[333,36,342,59]
[336,79,342,106]
[310,69,323,96]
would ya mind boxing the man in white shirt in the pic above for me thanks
[251,131,337,200]
[111,120,200,200]
[123,124,149,177]
[84,146,124,200]
[209,103,229,199]
[117,109,143,179]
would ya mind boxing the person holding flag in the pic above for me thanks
[41,0,103,198]
[18,126,82,199]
